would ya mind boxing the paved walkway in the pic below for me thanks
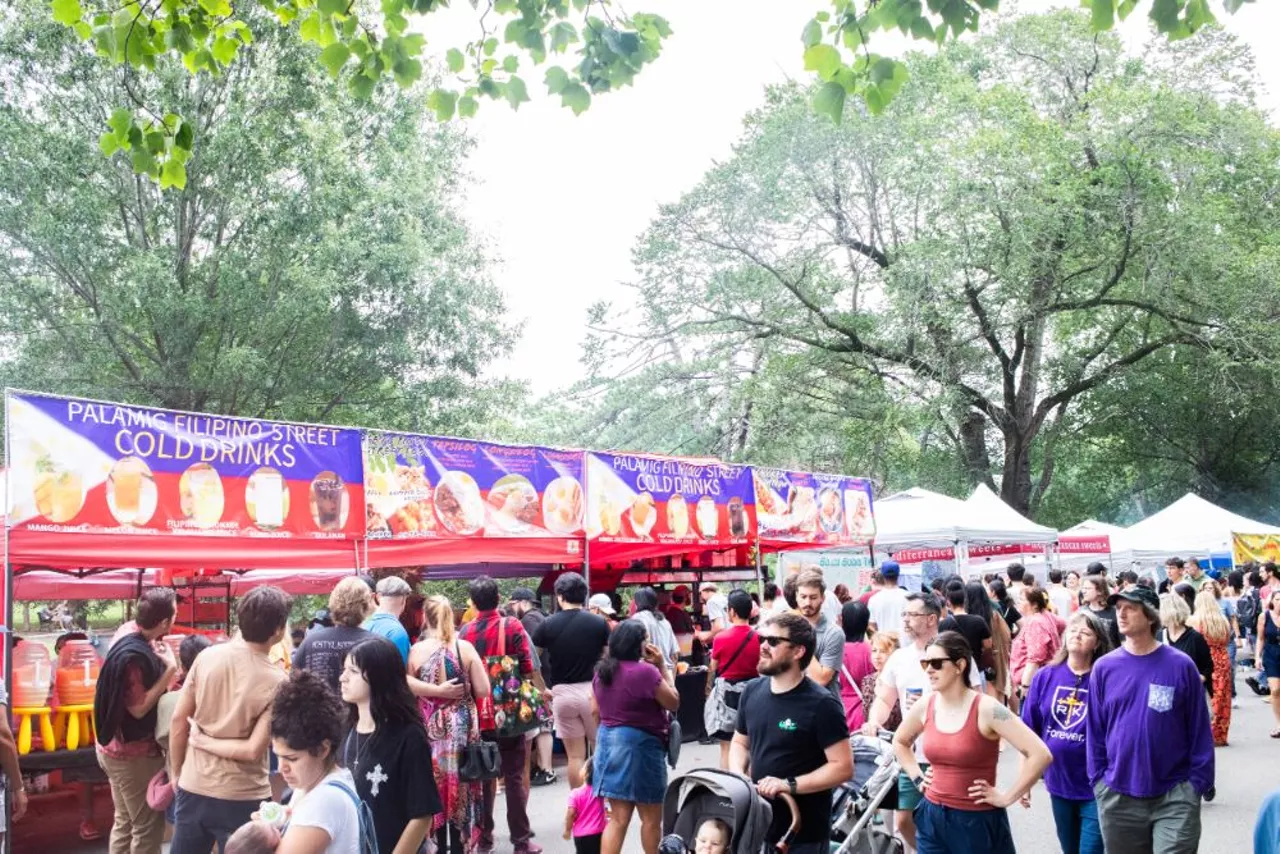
[60,672,1275,853]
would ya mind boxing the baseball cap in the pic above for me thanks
[376,576,412,597]
[509,587,537,603]
[588,593,616,615]
[880,560,901,580]
[1109,586,1159,611]
[700,581,720,592]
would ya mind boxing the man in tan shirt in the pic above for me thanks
[167,586,291,854]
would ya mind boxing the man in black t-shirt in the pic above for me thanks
[531,572,610,788]
[731,611,850,853]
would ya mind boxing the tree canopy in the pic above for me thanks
[560,11,1280,518]
[0,0,517,434]
[35,0,1255,188]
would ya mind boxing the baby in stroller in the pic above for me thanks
[660,769,800,853]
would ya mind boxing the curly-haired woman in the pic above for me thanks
[293,577,374,693]
[272,670,361,853]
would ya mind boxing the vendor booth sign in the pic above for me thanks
[753,468,876,545]
[362,430,584,539]
[4,391,364,539]
[1232,532,1280,566]
[583,452,755,546]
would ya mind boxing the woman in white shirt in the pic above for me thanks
[271,670,361,854]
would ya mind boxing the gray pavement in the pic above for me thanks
[66,671,1274,853]
[516,671,1273,853]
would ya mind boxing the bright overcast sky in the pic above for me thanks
[424,1,1280,397]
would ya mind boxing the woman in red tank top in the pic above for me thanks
[892,631,1053,854]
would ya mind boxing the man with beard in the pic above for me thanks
[794,569,845,701]
[731,611,851,854]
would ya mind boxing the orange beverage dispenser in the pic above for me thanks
[11,643,53,708]
[56,640,101,706]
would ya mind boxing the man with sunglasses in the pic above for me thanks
[731,612,851,854]
[862,592,981,851]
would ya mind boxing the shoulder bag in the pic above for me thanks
[455,640,502,782]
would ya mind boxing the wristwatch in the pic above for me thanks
[787,777,798,796]
[912,773,926,792]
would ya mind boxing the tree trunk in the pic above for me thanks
[959,411,997,491]
[1001,426,1036,515]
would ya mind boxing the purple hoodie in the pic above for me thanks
[1086,645,1215,798]
[1021,662,1093,801]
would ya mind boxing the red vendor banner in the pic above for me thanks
[4,391,364,540]
[584,452,755,548]
[1057,535,1111,554]
[362,430,585,540]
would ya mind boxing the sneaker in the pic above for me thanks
[1232,699,1241,709]
[530,769,557,787]
[79,822,103,841]
[516,842,544,854]
[1246,676,1268,696]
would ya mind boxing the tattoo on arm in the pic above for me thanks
[992,704,1012,722]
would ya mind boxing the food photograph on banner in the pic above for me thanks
[4,391,364,539]
[362,430,585,539]
[753,467,876,545]
[584,452,755,545]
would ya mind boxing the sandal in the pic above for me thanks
[1270,729,1280,739]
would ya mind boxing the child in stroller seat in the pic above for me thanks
[693,818,732,854]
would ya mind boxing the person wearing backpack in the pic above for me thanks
[271,670,368,853]
[1242,569,1269,697]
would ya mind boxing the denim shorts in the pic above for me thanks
[592,725,667,805]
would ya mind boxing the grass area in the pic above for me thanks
[14,599,129,633]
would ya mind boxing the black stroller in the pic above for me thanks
[661,769,800,853]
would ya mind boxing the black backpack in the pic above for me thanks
[1238,590,1261,636]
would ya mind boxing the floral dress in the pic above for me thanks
[419,643,483,850]
[1207,635,1232,746]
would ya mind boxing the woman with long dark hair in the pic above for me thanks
[340,637,442,854]
[968,581,1012,704]
[592,620,680,854]
[839,601,875,730]
[1020,611,1113,854]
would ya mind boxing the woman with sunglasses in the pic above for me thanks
[893,631,1052,854]
[1020,611,1112,854]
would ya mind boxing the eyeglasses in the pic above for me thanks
[919,657,959,672]
[902,611,931,619]
[758,635,794,648]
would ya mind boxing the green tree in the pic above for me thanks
[37,0,1253,187]
[0,0,516,433]
[609,11,1280,515]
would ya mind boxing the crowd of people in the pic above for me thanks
[5,554,1279,854]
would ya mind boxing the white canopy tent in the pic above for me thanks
[873,485,1059,551]
[1058,493,1280,574]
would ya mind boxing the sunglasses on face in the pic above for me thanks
[920,657,959,672]
[758,635,794,648]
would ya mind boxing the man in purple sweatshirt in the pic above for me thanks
[1087,585,1214,854]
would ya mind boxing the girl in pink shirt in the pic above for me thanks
[564,757,607,854]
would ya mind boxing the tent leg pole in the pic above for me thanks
[584,537,591,594]
[754,545,764,598]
